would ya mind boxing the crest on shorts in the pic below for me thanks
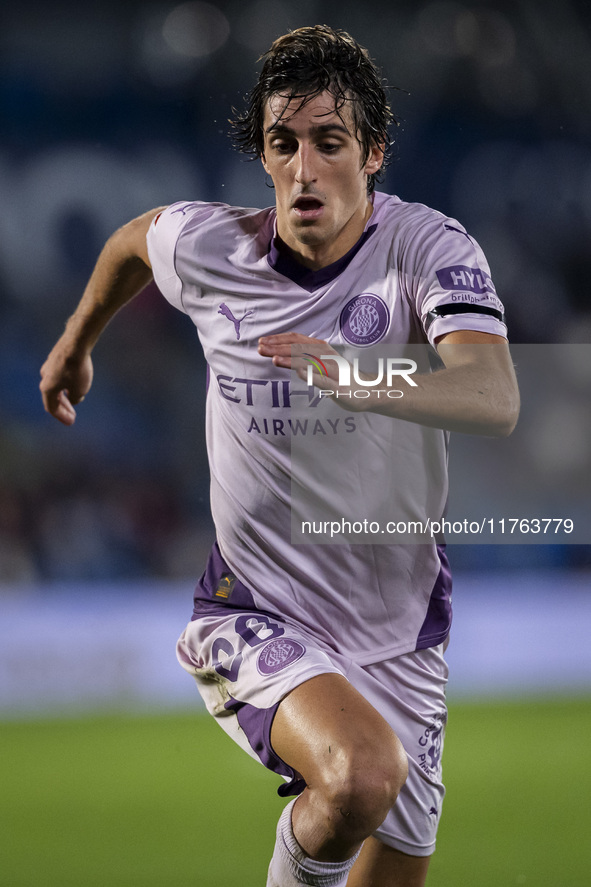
[256,638,305,675]
[340,293,390,346]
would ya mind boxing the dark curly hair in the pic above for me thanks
[231,25,396,194]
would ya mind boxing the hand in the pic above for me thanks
[258,332,369,413]
[258,331,344,386]
[40,342,94,426]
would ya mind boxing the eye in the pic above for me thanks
[318,141,341,153]
[270,139,295,154]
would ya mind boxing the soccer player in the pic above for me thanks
[40,25,519,887]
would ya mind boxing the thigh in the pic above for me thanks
[176,608,343,791]
[347,645,449,858]
[270,671,406,790]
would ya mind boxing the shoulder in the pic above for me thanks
[153,200,274,237]
[372,191,484,265]
[147,200,275,269]
[373,191,464,239]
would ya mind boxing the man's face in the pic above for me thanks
[262,91,383,269]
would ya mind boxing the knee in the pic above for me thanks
[321,730,408,834]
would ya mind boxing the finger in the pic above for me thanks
[258,332,306,346]
[266,353,309,371]
[260,341,331,361]
[270,354,293,369]
[53,403,77,426]
[258,333,329,352]
[40,384,61,415]
[258,340,305,358]
[44,389,77,425]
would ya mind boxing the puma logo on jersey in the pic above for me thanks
[218,303,254,340]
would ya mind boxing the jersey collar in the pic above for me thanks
[267,221,378,293]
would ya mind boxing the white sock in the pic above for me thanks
[266,798,360,887]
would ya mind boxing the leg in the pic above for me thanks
[346,837,430,887]
[269,673,408,871]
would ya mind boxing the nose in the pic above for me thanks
[295,143,316,186]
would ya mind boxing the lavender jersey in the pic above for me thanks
[147,192,506,664]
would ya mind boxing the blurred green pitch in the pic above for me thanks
[1,698,589,886]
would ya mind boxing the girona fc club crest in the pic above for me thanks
[340,293,390,346]
[256,638,306,675]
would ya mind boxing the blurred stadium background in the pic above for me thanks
[0,0,590,884]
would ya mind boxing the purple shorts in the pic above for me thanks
[177,598,448,856]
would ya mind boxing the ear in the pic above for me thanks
[261,154,270,175]
[364,142,385,177]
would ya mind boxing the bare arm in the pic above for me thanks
[40,207,164,425]
[258,329,520,437]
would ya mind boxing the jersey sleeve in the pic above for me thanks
[146,201,217,313]
[410,216,508,344]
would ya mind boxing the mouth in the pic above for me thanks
[292,195,325,221]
